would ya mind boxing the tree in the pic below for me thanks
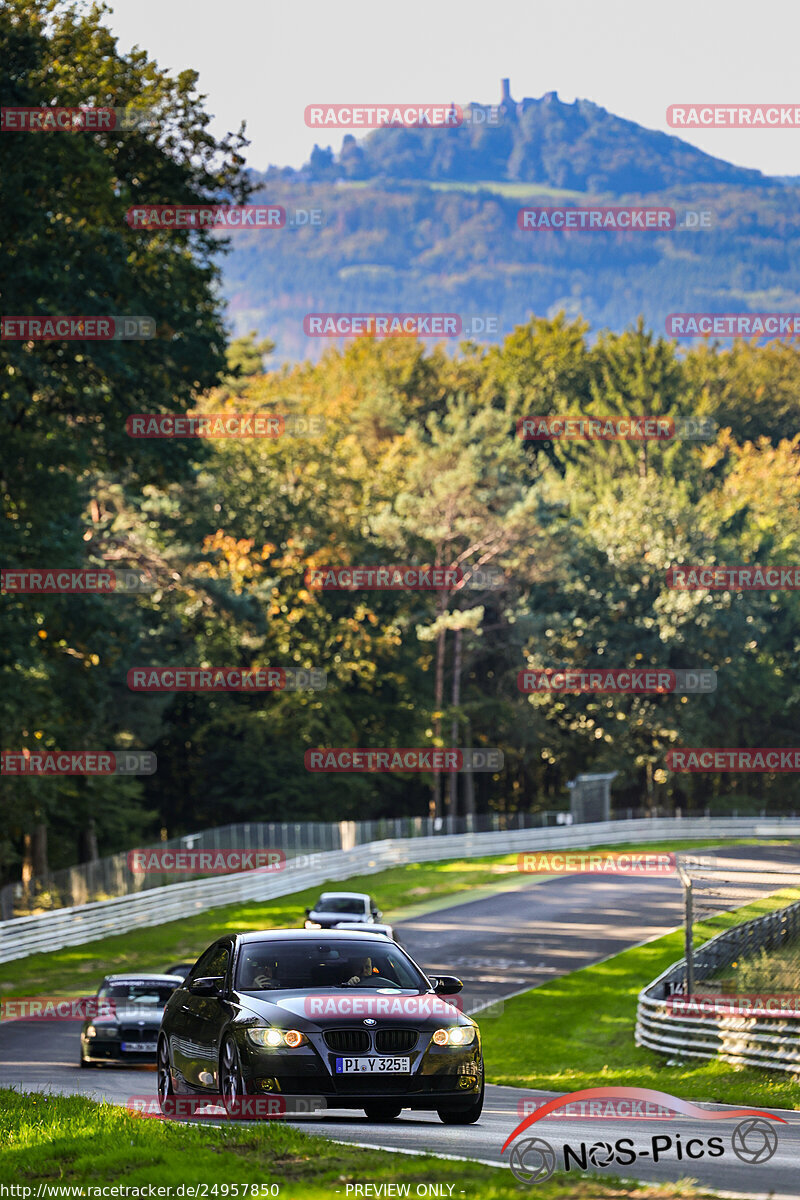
[0,0,250,877]
[370,390,555,816]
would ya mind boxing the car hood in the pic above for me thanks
[93,1006,165,1027]
[234,990,467,1028]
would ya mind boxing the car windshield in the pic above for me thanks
[315,897,368,914]
[97,982,177,1005]
[236,939,426,991]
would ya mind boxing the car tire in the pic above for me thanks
[363,1103,402,1121]
[157,1036,174,1113]
[437,1080,484,1125]
[220,1037,246,1117]
[79,1057,95,1069]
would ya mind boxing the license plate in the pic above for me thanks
[121,1041,157,1052]
[335,1056,410,1073]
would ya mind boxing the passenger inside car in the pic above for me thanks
[239,955,281,989]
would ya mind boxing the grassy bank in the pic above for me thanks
[0,839,758,998]
[0,1088,719,1197]
[482,886,800,1110]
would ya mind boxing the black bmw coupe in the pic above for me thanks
[157,930,483,1123]
[80,973,183,1066]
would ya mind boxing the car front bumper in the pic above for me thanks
[81,1036,159,1064]
[237,1034,483,1109]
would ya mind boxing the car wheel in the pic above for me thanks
[437,1080,484,1125]
[157,1036,174,1113]
[363,1103,402,1121]
[220,1037,245,1117]
[79,1057,95,1069]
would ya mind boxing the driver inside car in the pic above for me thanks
[344,955,379,985]
[241,956,280,989]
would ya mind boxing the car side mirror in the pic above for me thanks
[372,909,381,919]
[305,908,312,917]
[432,975,463,996]
[189,975,224,996]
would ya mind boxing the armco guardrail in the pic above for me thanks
[2,816,799,964]
[636,897,800,1075]
[1,810,578,918]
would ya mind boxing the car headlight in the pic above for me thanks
[304,920,322,930]
[247,1027,308,1048]
[432,1026,476,1047]
[85,1025,97,1038]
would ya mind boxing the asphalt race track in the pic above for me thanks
[3,845,800,1196]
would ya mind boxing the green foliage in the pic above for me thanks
[3,4,800,882]
[0,0,248,863]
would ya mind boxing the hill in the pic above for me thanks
[223,82,800,361]
[284,80,768,193]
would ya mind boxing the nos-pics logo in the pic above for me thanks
[504,1087,782,1184]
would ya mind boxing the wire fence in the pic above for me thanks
[684,857,800,993]
[637,857,800,1074]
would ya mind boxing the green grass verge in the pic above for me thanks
[0,839,756,999]
[0,1088,720,1196]
[482,886,800,1110]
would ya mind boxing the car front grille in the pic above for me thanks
[375,1029,417,1053]
[119,1026,157,1041]
[323,1029,371,1053]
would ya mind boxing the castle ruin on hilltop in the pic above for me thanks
[498,78,564,119]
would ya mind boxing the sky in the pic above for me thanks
[101,0,800,177]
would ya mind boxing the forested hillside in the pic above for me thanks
[3,9,800,888]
